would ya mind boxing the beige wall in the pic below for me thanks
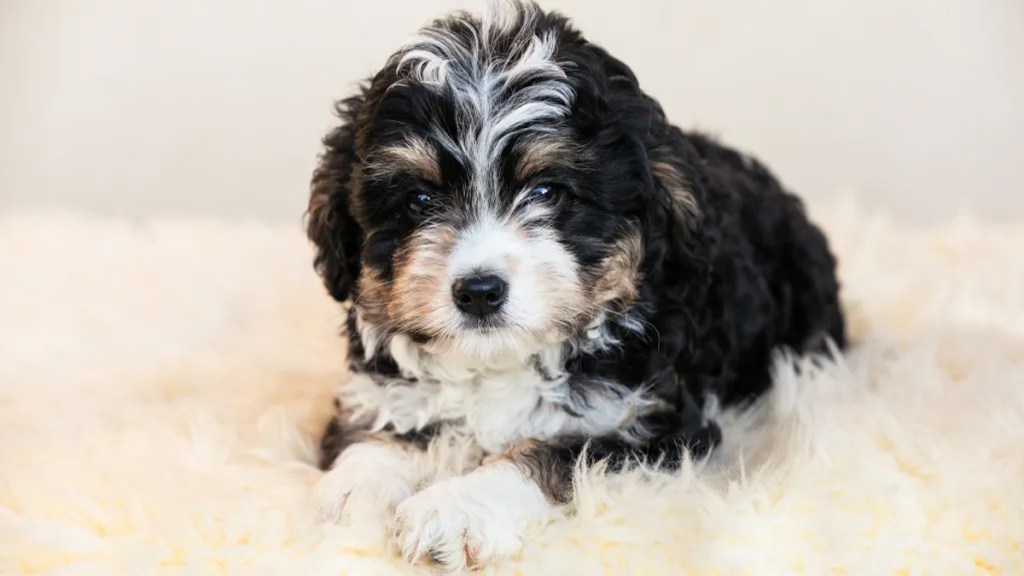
[2,0,1022,223]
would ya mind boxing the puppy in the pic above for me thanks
[306,1,845,571]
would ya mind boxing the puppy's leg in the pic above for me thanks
[767,194,846,352]
[507,409,721,504]
[315,418,425,525]
[394,410,721,571]
[394,458,556,571]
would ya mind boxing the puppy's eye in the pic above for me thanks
[408,191,434,217]
[529,184,561,202]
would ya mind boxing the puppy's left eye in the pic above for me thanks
[529,184,561,202]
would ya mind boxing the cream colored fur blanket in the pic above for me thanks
[2,200,1022,575]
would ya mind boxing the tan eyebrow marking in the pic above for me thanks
[368,136,441,184]
[513,138,576,180]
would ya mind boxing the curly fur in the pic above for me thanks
[305,2,845,570]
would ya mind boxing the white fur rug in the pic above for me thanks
[2,200,1023,575]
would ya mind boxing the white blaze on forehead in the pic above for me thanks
[394,3,575,197]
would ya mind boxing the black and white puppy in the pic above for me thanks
[307,1,845,571]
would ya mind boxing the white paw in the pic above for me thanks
[394,463,555,572]
[315,442,418,525]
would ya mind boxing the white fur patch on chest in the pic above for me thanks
[340,334,656,454]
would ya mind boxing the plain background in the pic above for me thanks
[1,0,1022,224]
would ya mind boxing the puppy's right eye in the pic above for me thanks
[408,191,435,218]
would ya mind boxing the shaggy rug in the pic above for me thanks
[1,199,1022,575]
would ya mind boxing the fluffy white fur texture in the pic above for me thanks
[1,198,1023,575]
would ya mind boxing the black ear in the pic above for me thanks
[569,41,716,359]
[306,93,366,303]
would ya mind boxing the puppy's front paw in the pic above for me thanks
[315,442,418,525]
[394,463,555,572]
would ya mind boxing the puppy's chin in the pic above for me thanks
[419,324,563,367]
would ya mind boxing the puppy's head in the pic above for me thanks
[308,1,693,361]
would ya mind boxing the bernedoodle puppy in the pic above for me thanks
[305,1,845,571]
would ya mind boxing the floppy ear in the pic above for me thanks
[573,42,715,359]
[306,93,366,303]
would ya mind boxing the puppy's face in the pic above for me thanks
[309,4,682,361]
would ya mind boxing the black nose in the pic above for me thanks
[452,275,508,317]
